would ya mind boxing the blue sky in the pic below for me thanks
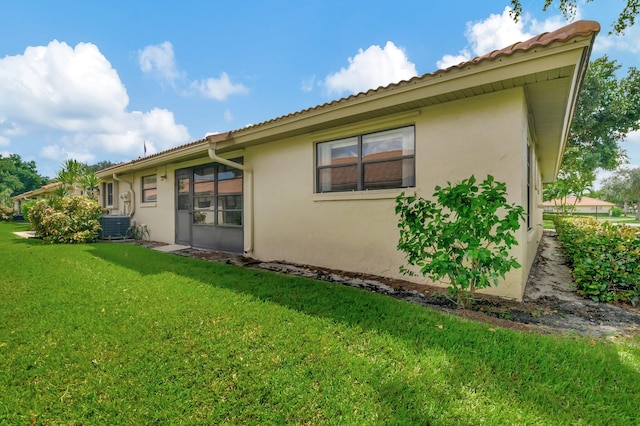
[1,0,639,180]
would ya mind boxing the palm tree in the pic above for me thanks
[56,159,84,195]
[79,170,101,199]
[55,159,101,198]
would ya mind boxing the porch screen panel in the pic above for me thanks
[217,165,243,226]
[193,166,215,224]
[177,177,190,210]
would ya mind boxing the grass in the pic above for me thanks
[1,221,639,425]
[543,214,639,230]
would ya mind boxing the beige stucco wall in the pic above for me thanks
[102,166,175,242]
[247,88,539,300]
[102,87,544,300]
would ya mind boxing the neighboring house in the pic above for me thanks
[12,181,91,216]
[11,182,64,215]
[542,196,616,214]
[87,21,600,300]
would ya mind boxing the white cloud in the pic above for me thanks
[595,24,640,54]
[0,40,190,164]
[41,144,96,163]
[324,41,418,95]
[138,41,182,84]
[0,135,8,147]
[437,7,569,69]
[224,109,233,122]
[190,72,249,101]
[0,40,129,132]
[301,75,316,92]
[139,42,248,101]
[437,50,472,70]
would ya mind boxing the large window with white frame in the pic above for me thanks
[316,126,415,193]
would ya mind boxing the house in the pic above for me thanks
[542,196,616,215]
[12,181,64,216]
[89,21,599,300]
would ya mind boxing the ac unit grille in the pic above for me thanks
[99,216,130,240]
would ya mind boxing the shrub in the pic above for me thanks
[554,216,640,305]
[0,205,14,221]
[20,200,37,222]
[396,175,525,308]
[28,195,102,244]
[610,206,624,217]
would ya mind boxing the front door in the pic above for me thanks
[175,160,244,252]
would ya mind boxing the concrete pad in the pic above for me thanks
[153,244,190,253]
[13,231,36,239]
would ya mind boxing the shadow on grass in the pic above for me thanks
[79,240,640,424]
[4,220,636,424]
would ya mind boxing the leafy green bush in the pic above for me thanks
[396,175,525,308]
[610,206,624,217]
[0,205,14,221]
[28,195,102,244]
[20,200,37,222]
[554,216,640,305]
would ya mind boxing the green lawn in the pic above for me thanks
[1,222,639,425]
[543,214,639,230]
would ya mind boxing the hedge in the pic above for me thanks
[554,216,640,305]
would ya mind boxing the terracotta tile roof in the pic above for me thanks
[233,20,600,134]
[96,137,209,175]
[12,181,62,199]
[452,20,600,68]
[542,196,615,207]
[103,20,599,173]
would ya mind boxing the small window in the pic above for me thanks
[142,175,157,203]
[102,182,115,207]
[316,126,415,193]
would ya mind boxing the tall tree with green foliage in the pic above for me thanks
[87,160,117,173]
[509,0,639,34]
[544,56,640,204]
[0,154,48,204]
[600,167,640,220]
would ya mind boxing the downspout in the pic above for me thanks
[207,143,253,255]
[113,173,136,218]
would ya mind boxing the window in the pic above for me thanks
[142,175,157,203]
[102,182,114,207]
[316,126,415,193]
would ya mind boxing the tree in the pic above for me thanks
[544,57,640,203]
[0,154,48,204]
[87,160,117,173]
[600,167,640,220]
[55,159,101,198]
[396,175,525,308]
[509,0,639,34]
